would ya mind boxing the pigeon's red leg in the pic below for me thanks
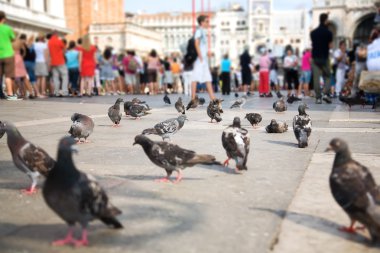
[74,228,89,247]
[173,170,183,184]
[21,186,38,195]
[339,220,357,233]
[223,158,230,167]
[52,227,76,246]
[155,177,171,183]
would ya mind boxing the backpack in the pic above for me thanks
[183,37,197,70]
[127,57,138,73]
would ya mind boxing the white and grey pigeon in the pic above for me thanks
[326,138,380,242]
[230,95,247,109]
[68,113,95,143]
[207,100,223,123]
[273,97,287,112]
[175,97,185,114]
[142,115,187,141]
[293,103,312,148]
[133,135,220,183]
[163,93,171,105]
[222,117,250,172]
[265,119,288,133]
[108,98,123,127]
[0,121,55,194]
[43,137,123,247]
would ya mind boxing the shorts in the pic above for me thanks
[241,70,252,85]
[113,70,120,78]
[125,73,137,85]
[269,69,278,86]
[147,69,157,83]
[300,70,311,84]
[24,61,36,83]
[35,62,49,76]
[0,56,15,78]
[192,58,211,83]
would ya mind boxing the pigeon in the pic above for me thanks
[339,95,366,109]
[142,115,187,141]
[108,98,123,127]
[199,97,206,106]
[163,93,171,105]
[265,119,288,133]
[207,100,222,123]
[222,117,250,172]
[68,113,95,144]
[43,137,122,247]
[245,113,262,128]
[186,95,199,110]
[131,98,151,111]
[293,103,312,148]
[129,104,150,119]
[287,94,302,104]
[213,98,224,113]
[175,97,185,114]
[124,101,133,116]
[326,138,380,242]
[273,97,287,112]
[0,121,55,194]
[230,95,247,109]
[133,135,220,183]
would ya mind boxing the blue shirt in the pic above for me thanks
[221,59,231,72]
[65,50,79,69]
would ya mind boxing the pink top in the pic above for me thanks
[147,56,160,70]
[301,51,311,71]
[259,54,271,71]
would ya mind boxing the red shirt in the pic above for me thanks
[48,34,65,66]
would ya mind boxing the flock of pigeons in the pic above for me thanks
[0,93,379,247]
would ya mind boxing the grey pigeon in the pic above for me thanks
[326,138,380,242]
[175,97,185,114]
[68,113,95,143]
[265,119,288,133]
[43,137,122,247]
[163,94,171,105]
[108,98,123,127]
[199,97,206,106]
[124,101,133,116]
[186,95,199,110]
[293,103,312,148]
[230,95,247,109]
[129,104,150,119]
[133,135,220,183]
[0,121,55,194]
[207,100,223,123]
[142,115,187,141]
[273,97,287,112]
[222,117,250,172]
[132,98,151,110]
[124,100,150,117]
[245,113,262,127]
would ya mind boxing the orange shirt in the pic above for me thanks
[48,34,65,66]
[171,62,181,74]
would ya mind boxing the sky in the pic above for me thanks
[124,0,313,14]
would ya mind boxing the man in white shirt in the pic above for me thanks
[191,15,215,100]
[333,40,348,96]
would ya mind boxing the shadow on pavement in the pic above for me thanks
[266,140,298,148]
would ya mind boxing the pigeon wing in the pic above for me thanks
[17,142,55,177]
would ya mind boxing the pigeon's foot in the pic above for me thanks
[339,226,357,234]
[173,171,183,184]
[21,187,37,195]
[223,158,230,167]
[155,177,171,183]
[74,229,89,247]
[52,228,75,246]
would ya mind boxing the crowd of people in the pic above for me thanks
[0,10,379,106]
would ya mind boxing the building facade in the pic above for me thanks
[312,0,378,46]
[65,0,125,40]
[0,0,68,35]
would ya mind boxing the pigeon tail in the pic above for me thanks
[142,128,158,135]
[187,154,221,166]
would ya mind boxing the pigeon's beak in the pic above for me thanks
[71,145,79,154]
[324,145,333,152]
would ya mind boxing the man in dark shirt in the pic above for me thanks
[240,46,252,96]
[310,13,333,104]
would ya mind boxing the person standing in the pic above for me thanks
[34,34,49,97]
[123,50,139,95]
[65,41,80,96]
[333,40,348,97]
[240,46,252,96]
[283,49,300,97]
[147,49,161,95]
[100,47,116,95]
[78,34,97,97]
[220,54,231,95]
[351,43,367,97]
[300,47,312,97]
[259,49,271,97]
[163,56,173,93]
[310,13,333,104]
[0,11,19,100]
[48,31,68,97]
[191,15,215,100]
[171,58,181,93]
